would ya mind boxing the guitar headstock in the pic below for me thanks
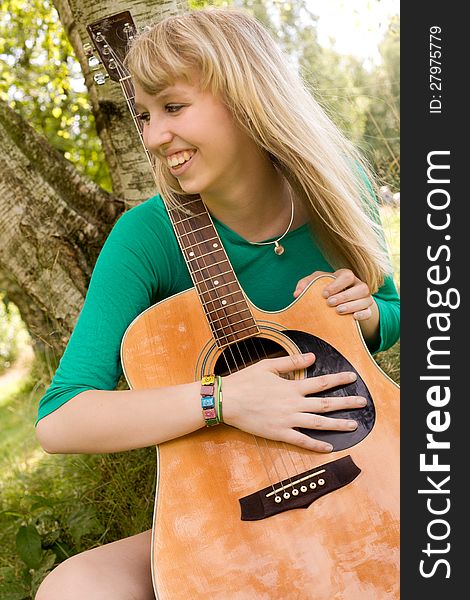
[85,11,137,84]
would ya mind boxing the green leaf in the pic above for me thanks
[15,524,43,569]
[67,505,103,544]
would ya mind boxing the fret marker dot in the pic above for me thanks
[213,243,219,248]
[189,251,195,257]
[214,280,219,285]
[221,300,227,305]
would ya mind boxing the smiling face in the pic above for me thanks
[134,80,267,203]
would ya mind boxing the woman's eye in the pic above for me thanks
[137,112,150,123]
[166,104,183,113]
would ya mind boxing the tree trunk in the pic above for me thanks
[0,99,124,353]
[0,0,187,354]
[54,0,183,203]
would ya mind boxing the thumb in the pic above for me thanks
[265,352,316,375]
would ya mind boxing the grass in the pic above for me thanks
[374,204,400,384]
[0,358,156,599]
[380,204,400,292]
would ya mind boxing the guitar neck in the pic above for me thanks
[87,11,259,348]
[168,198,260,347]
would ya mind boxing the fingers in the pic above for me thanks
[321,268,356,298]
[272,393,367,453]
[297,370,357,395]
[330,296,373,316]
[293,270,330,298]
[322,270,373,319]
[264,352,316,375]
[297,394,367,414]
[294,269,374,321]
[291,412,359,432]
[282,429,334,453]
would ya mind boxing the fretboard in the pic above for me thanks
[168,198,259,347]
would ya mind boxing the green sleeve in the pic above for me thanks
[355,163,400,353]
[371,274,400,354]
[35,200,174,424]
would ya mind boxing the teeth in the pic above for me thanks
[167,150,194,168]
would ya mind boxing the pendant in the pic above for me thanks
[274,241,285,255]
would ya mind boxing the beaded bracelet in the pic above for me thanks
[200,374,219,427]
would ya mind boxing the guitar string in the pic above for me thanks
[111,45,281,490]
[106,33,304,495]
[119,55,304,494]
[171,203,284,496]
[109,40,249,377]
[103,33,280,495]
[111,38,304,494]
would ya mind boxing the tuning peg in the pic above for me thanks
[88,55,101,70]
[83,42,94,57]
[93,72,109,85]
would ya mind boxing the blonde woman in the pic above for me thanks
[35,7,399,599]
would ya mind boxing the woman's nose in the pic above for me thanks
[143,119,173,154]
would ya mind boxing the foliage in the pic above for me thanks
[0,360,156,598]
[0,0,111,190]
[202,0,400,189]
[0,294,27,374]
[361,16,400,188]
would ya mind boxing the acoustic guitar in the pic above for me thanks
[87,12,400,599]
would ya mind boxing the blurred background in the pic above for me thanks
[0,1,399,597]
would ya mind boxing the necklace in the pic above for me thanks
[247,189,295,256]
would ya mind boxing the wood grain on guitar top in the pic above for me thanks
[121,276,399,599]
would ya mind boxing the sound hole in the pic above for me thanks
[214,331,375,452]
[214,336,288,375]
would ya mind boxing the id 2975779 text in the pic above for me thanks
[429,26,442,114]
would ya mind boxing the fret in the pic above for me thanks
[173,212,209,223]
[197,285,242,303]
[195,271,237,285]
[199,288,244,302]
[174,223,215,237]
[213,325,260,345]
[168,197,201,211]
[181,236,221,251]
[189,258,229,270]
[207,312,255,328]
[205,298,248,314]
[212,320,258,338]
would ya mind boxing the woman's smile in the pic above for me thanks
[166,149,197,175]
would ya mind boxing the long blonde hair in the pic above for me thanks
[125,7,391,291]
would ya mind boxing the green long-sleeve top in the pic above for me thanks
[36,194,400,424]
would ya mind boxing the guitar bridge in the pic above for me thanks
[239,455,360,521]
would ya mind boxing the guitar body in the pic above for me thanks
[121,275,399,599]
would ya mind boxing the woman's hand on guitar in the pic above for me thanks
[293,268,375,321]
[222,352,367,453]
